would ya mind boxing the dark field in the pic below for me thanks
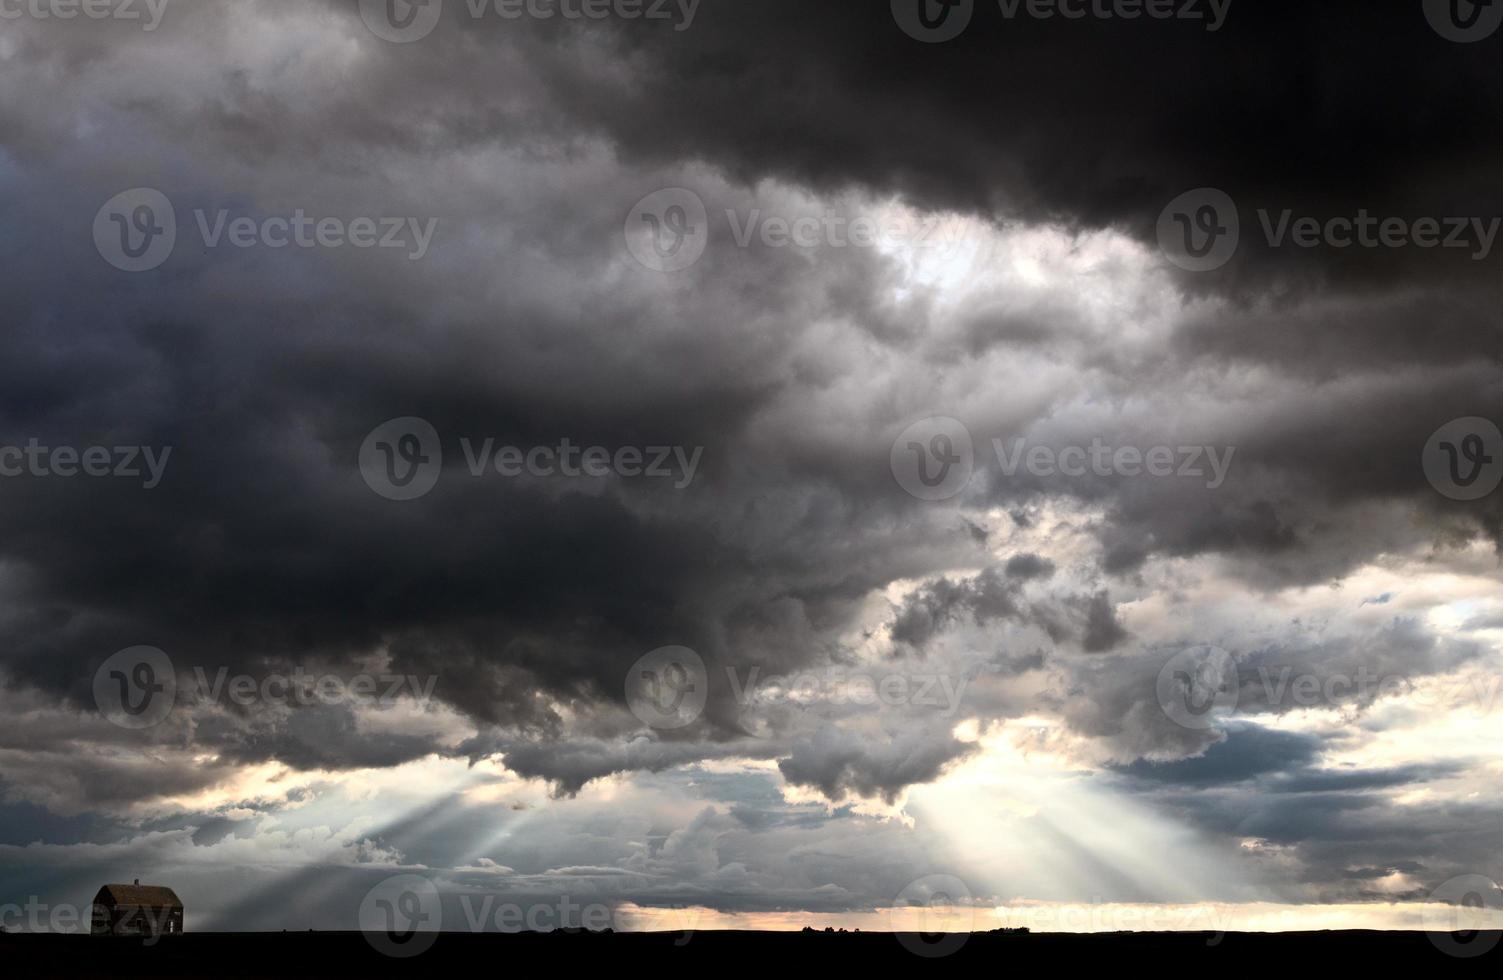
[3,929,1499,978]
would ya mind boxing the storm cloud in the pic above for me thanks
[0,0,1498,930]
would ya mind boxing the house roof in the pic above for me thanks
[93,884,184,909]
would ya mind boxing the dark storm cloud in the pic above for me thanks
[776,721,976,804]
[601,0,1503,579]
[889,566,1025,649]
[1230,617,1489,718]
[461,733,785,797]
[263,2,1503,294]
[0,0,1496,826]
[1111,725,1322,786]
[889,563,1126,653]
[1047,615,1490,772]
[1111,724,1498,899]
[1005,553,1056,581]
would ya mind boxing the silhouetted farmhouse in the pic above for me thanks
[90,881,184,937]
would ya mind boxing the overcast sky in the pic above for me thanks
[0,0,1501,942]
